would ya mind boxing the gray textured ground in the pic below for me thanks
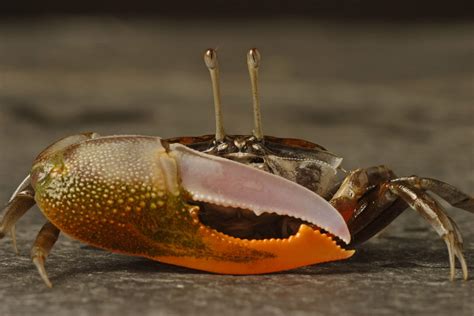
[0,18,473,316]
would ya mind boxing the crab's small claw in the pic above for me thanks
[169,143,351,244]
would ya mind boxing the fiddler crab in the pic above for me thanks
[1,49,473,288]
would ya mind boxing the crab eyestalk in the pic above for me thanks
[204,48,226,142]
[247,48,264,141]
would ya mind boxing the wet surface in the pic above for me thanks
[0,18,473,316]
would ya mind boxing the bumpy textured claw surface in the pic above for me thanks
[31,135,352,276]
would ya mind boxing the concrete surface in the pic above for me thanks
[0,18,473,316]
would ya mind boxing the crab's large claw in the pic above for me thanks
[162,143,353,274]
[31,136,352,276]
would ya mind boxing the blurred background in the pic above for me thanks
[1,0,474,19]
[0,2,473,316]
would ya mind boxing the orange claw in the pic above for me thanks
[157,224,354,274]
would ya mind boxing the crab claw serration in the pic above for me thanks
[170,143,351,244]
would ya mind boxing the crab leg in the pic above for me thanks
[31,221,60,288]
[330,168,370,222]
[331,166,405,244]
[7,175,33,253]
[0,181,35,251]
[330,166,395,223]
[387,183,468,280]
[349,188,407,245]
[332,166,471,280]
[391,177,474,213]
[9,175,32,203]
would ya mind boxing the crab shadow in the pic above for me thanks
[47,237,474,284]
[3,236,472,287]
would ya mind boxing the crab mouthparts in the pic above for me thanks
[170,143,351,244]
